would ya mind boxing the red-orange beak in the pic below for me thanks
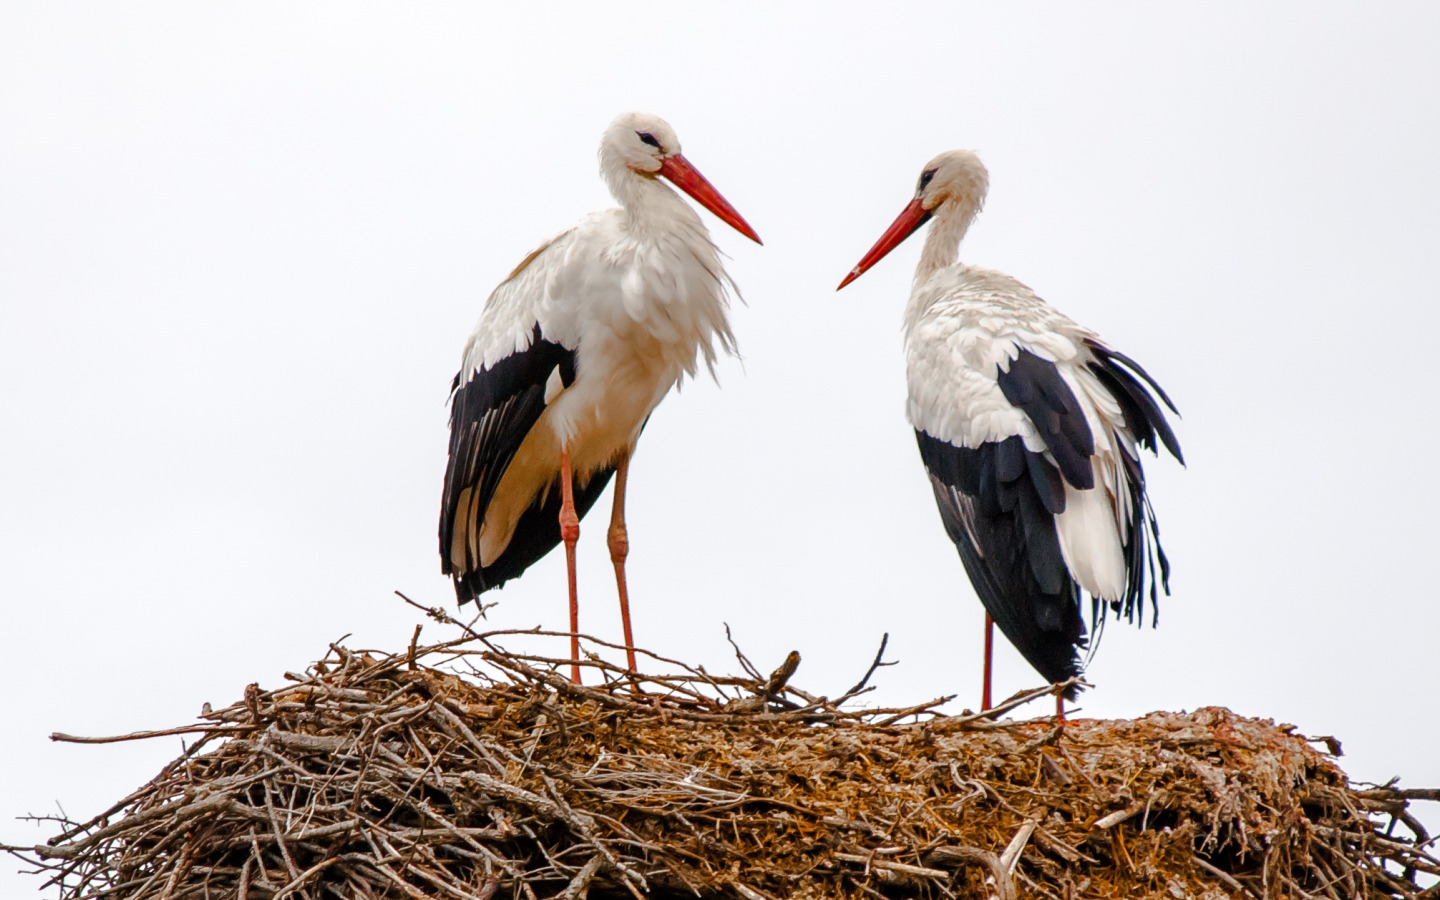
[658,154,762,245]
[836,197,932,290]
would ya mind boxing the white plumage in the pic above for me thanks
[440,112,760,679]
[840,149,1182,712]
[905,269,1130,601]
[453,214,735,568]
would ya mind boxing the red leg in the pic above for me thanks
[982,612,994,711]
[559,446,581,684]
[1056,693,1067,723]
[607,453,638,672]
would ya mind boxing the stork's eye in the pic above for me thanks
[637,132,662,149]
[918,169,938,191]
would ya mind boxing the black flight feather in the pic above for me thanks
[451,466,615,603]
[916,332,1183,696]
[1084,340,1183,464]
[1079,339,1181,632]
[995,350,1095,489]
[439,323,586,604]
[917,430,1086,698]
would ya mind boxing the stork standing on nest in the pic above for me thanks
[440,113,761,682]
[838,150,1182,717]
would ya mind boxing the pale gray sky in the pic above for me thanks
[3,4,1438,892]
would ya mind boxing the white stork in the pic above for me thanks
[838,150,1182,717]
[440,112,760,682]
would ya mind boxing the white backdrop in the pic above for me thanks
[3,4,1438,894]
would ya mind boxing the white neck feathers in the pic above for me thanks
[915,201,981,287]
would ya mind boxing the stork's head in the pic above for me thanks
[602,112,682,175]
[912,150,990,215]
[599,112,761,244]
[837,150,990,289]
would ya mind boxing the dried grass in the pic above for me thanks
[6,610,1437,900]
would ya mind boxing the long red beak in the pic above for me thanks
[658,154,762,245]
[836,198,932,290]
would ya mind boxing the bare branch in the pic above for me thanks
[7,628,1434,900]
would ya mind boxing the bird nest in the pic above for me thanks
[6,609,1438,900]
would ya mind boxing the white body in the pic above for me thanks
[904,264,1137,602]
[453,167,738,569]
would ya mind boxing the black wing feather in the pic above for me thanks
[917,430,1086,697]
[1080,338,1182,633]
[996,350,1095,489]
[439,324,581,603]
[1085,340,1184,464]
[917,342,1181,694]
[451,466,615,602]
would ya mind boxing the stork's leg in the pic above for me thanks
[981,612,994,711]
[607,452,638,672]
[1056,693,1067,722]
[559,446,581,684]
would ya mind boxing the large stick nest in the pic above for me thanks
[6,618,1438,900]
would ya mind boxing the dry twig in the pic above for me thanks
[4,625,1436,900]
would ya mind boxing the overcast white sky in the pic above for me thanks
[3,3,1439,893]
